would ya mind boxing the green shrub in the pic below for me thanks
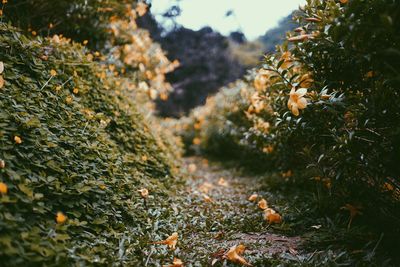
[178,0,400,236]
[0,23,180,265]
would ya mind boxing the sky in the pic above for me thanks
[150,0,306,40]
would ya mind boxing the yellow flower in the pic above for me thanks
[31,31,37,36]
[262,145,274,154]
[0,182,8,194]
[66,96,73,104]
[99,184,106,190]
[50,69,57,76]
[287,87,308,116]
[141,155,148,161]
[56,212,67,224]
[138,188,149,198]
[192,137,201,145]
[279,51,292,70]
[248,194,258,202]
[14,136,22,144]
[83,40,88,45]
[73,88,79,94]
[258,199,268,210]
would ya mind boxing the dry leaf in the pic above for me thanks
[138,188,149,198]
[258,199,268,210]
[188,163,197,173]
[203,194,213,203]
[163,257,183,267]
[223,244,252,266]
[199,182,213,193]
[248,194,258,202]
[152,232,178,250]
[218,177,228,187]
[264,208,282,224]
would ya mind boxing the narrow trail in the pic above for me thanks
[177,157,305,266]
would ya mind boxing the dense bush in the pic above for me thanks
[178,0,400,235]
[0,1,183,265]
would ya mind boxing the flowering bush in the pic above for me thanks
[0,0,183,264]
[178,0,400,230]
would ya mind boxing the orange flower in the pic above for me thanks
[138,188,149,198]
[340,0,348,3]
[299,73,314,88]
[192,137,201,145]
[248,194,258,202]
[279,51,292,70]
[56,212,67,224]
[14,136,22,144]
[258,199,268,210]
[223,244,252,266]
[383,182,394,191]
[66,96,73,104]
[0,75,4,89]
[287,87,308,116]
[0,182,8,194]
[73,88,79,94]
[152,232,178,250]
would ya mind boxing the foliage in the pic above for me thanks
[177,0,400,250]
[0,1,184,264]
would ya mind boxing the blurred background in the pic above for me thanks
[138,0,305,117]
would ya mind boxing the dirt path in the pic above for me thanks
[176,157,304,266]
